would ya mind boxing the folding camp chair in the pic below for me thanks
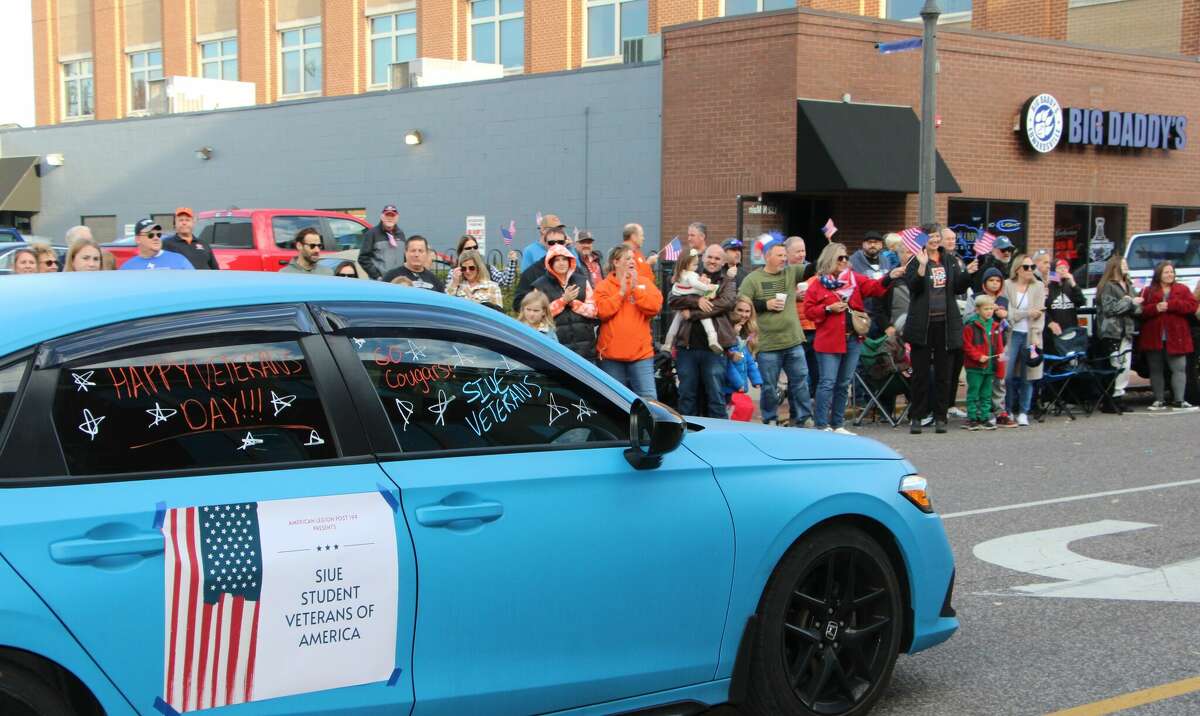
[1038,329,1090,420]
[1084,339,1134,415]
[853,335,911,428]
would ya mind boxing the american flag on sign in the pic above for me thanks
[501,220,515,247]
[899,226,928,256]
[162,503,263,713]
[974,230,996,256]
[662,237,683,262]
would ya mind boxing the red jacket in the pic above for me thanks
[962,315,1006,379]
[1137,282,1198,355]
[802,272,888,354]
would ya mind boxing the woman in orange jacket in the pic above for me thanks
[594,244,664,399]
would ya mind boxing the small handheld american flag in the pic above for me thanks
[501,220,515,247]
[822,218,838,239]
[899,227,928,256]
[974,230,996,256]
[662,237,683,262]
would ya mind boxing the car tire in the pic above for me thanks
[0,658,73,716]
[743,525,903,716]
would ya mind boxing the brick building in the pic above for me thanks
[661,6,1200,274]
[30,0,1200,125]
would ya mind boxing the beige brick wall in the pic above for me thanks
[238,0,277,104]
[91,0,125,120]
[974,0,1068,40]
[323,0,364,95]
[33,0,60,125]
[1068,0,1182,54]
[161,0,195,79]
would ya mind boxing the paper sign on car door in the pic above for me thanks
[159,492,399,712]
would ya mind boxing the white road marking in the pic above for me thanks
[973,520,1200,603]
[941,477,1200,520]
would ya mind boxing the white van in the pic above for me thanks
[1081,221,1200,327]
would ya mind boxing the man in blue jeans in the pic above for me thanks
[739,240,814,425]
[669,244,738,417]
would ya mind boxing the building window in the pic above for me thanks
[128,49,164,113]
[370,12,417,87]
[724,0,794,16]
[1150,206,1200,232]
[62,59,94,119]
[201,38,238,80]
[886,0,971,19]
[281,26,322,96]
[586,0,648,60]
[947,199,1028,259]
[81,215,117,244]
[1054,203,1126,288]
[470,0,525,71]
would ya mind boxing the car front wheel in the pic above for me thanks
[744,525,903,716]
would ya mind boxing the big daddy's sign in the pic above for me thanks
[1021,93,1187,154]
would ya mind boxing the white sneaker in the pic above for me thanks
[1173,401,1195,410]
[821,426,834,432]
[1148,401,1168,412]
[833,427,856,435]
[1017,413,1030,426]
[920,415,934,427]
[948,407,968,418]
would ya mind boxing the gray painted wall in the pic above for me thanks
[0,63,661,257]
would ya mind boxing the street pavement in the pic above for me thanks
[861,398,1200,715]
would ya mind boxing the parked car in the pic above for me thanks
[1081,221,1200,330]
[0,240,67,275]
[0,272,957,716]
[103,209,371,271]
[0,228,22,242]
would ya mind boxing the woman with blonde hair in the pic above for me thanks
[445,249,503,308]
[724,295,763,421]
[1003,253,1046,425]
[65,237,103,272]
[29,243,60,272]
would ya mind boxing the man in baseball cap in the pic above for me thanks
[973,234,1016,293]
[359,204,407,280]
[575,230,603,285]
[162,207,220,269]
[520,212,570,271]
[721,237,749,287]
[119,219,195,271]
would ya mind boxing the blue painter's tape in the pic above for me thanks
[377,484,399,513]
[153,696,180,716]
[152,501,167,529]
[387,667,403,686]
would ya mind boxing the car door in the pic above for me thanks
[269,215,325,271]
[317,303,735,716]
[194,214,263,270]
[0,305,416,716]
[322,216,371,276]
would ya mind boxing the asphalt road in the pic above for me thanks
[853,397,1200,715]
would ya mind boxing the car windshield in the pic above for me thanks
[1126,232,1200,272]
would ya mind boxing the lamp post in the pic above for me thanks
[918,0,940,226]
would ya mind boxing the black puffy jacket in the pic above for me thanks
[531,247,598,361]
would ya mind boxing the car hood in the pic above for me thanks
[683,416,901,462]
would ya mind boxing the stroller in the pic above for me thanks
[654,350,679,411]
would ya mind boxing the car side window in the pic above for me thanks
[327,219,367,251]
[273,216,323,249]
[196,217,253,249]
[347,331,627,453]
[53,340,337,475]
[1127,232,1200,271]
[0,360,28,436]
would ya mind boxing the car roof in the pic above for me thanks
[0,271,495,356]
[198,209,368,220]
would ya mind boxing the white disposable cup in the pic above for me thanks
[775,292,787,303]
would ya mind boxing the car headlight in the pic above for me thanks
[899,474,933,513]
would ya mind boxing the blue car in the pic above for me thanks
[0,273,957,716]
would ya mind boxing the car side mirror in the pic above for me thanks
[624,398,686,470]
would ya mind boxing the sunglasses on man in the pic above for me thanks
[546,239,567,246]
[301,242,322,249]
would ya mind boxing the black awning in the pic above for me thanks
[796,100,960,194]
[0,156,40,212]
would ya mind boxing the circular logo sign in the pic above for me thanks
[1023,93,1063,153]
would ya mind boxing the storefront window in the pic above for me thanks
[947,199,1027,261]
[1053,203,1126,288]
[1150,206,1200,232]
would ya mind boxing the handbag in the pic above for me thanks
[849,309,871,337]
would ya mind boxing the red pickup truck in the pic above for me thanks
[106,209,371,271]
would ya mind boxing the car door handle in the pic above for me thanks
[415,501,504,527]
[50,533,164,564]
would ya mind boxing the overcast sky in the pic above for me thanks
[0,3,35,128]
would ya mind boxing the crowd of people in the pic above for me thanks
[13,206,1200,433]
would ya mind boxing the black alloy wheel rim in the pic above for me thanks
[781,547,895,714]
